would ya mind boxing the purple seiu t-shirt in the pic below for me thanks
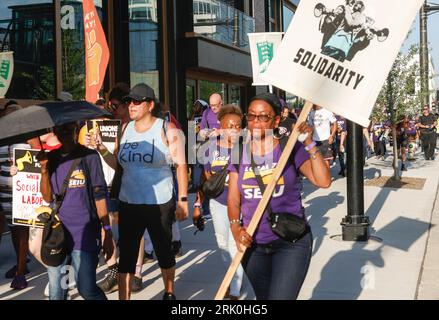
[49,147,108,253]
[200,108,220,130]
[336,116,347,137]
[372,123,384,143]
[406,120,417,135]
[203,143,236,206]
[230,142,309,244]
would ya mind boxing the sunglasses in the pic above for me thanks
[123,98,145,105]
[246,113,274,122]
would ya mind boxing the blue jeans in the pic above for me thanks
[242,232,313,300]
[47,250,106,300]
[210,199,244,297]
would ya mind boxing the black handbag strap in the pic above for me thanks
[81,155,99,221]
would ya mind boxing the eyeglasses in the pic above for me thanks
[246,113,274,122]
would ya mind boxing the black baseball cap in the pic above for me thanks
[123,83,156,103]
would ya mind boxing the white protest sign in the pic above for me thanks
[260,0,424,127]
[248,32,283,86]
[12,149,45,228]
[86,119,121,186]
[0,52,14,98]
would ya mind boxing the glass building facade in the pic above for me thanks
[0,0,299,125]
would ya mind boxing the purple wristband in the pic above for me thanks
[103,225,112,231]
[304,141,316,151]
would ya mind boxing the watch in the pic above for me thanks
[179,196,188,202]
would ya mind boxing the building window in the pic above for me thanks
[193,0,254,50]
[268,0,277,32]
[282,2,295,31]
[0,0,55,100]
[129,0,159,96]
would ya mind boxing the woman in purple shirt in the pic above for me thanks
[194,104,244,300]
[227,93,331,300]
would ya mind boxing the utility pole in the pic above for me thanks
[419,1,439,110]
[341,121,370,241]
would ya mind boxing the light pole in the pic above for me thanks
[341,121,370,241]
[419,1,439,110]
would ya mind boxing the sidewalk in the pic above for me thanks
[0,146,438,300]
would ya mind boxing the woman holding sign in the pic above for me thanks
[227,93,331,300]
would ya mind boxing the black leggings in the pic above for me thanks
[118,199,176,273]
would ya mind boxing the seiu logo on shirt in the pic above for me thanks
[119,140,155,164]
[69,170,86,189]
[241,164,285,199]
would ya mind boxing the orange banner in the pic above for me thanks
[83,0,109,103]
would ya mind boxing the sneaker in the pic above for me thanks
[131,276,143,293]
[401,164,407,171]
[10,275,28,290]
[229,294,240,300]
[338,170,346,177]
[162,292,176,300]
[143,251,155,264]
[5,265,29,279]
[44,282,49,297]
[98,271,118,294]
[172,241,183,258]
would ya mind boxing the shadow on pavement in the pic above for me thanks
[311,216,430,299]
[305,191,345,256]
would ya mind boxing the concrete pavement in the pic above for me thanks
[0,145,438,300]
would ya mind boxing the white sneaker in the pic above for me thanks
[44,282,49,297]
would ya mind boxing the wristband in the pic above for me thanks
[304,141,317,151]
[103,225,112,231]
[100,149,109,157]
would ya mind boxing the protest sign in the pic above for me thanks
[248,32,283,86]
[260,0,424,126]
[12,149,45,228]
[86,119,120,185]
[0,52,13,98]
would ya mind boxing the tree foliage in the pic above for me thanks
[372,44,427,124]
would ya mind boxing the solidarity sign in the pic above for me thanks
[259,0,424,127]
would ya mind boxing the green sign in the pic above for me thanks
[0,60,10,80]
[257,41,274,73]
[0,52,13,97]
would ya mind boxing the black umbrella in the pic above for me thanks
[0,100,112,147]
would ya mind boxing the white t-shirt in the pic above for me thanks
[308,108,337,141]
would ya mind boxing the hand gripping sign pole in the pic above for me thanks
[214,100,313,300]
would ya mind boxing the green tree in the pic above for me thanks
[61,29,85,100]
[373,45,423,124]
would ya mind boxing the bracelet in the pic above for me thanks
[103,225,112,231]
[229,219,241,226]
[309,149,320,160]
[304,141,316,151]
[193,202,201,208]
